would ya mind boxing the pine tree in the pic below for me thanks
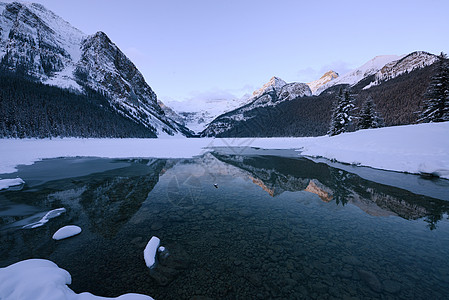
[357,97,384,130]
[418,52,449,123]
[328,89,355,136]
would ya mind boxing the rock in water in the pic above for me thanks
[358,269,382,292]
[52,225,82,240]
[144,236,160,268]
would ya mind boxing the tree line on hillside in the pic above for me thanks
[0,72,156,138]
[328,52,449,136]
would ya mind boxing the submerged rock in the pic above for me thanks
[358,269,382,292]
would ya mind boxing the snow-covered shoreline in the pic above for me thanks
[1,122,448,179]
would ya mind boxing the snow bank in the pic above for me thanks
[300,122,449,179]
[0,178,24,190]
[22,208,66,229]
[53,225,82,240]
[0,259,154,300]
[0,122,448,179]
[144,236,160,269]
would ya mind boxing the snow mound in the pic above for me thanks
[144,236,160,269]
[22,208,66,229]
[0,259,154,300]
[53,225,82,240]
[0,178,25,191]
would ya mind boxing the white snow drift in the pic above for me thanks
[0,259,154,300]
[0,122,448,179]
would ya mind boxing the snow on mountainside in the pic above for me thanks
[307,70,339,94]
[201,77,312,137]
[363,51,438,90]
[0,2,187,137]
[313,52,438,95]
[162,94,252,134]
[314,55,403,95]
[252,76,287,99]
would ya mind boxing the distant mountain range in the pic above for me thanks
[199,51,438,137]
[0,2,441,138]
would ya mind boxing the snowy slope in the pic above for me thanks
[251,76,287,99]
[163,94,252,134]
[363,51,438,90]
[307,70,339,94]
[0,2,187,137]
[315,55,403,95]
[201,77,312,136]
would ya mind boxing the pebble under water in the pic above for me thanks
[1,150,449,299]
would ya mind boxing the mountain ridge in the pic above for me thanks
[0,1,190,137]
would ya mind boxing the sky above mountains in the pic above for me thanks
[3,0,449,103]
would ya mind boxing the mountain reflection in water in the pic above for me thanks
[1,151,448,299]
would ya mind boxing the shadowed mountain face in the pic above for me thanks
[0,2,191,137]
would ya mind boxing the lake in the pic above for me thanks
[1,149,449,299]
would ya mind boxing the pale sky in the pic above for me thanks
[6,0,449,102]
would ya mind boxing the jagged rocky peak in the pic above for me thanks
[0,1,84,80]
[252,76,287,98]
[278,82,312,101]
[307,70,339,94]
[0,1,189,136]
[377,51,437,81]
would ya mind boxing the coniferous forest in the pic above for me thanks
[0,72,156,138]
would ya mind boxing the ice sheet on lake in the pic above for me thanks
[144,236,160,268]
[22,208,66,229]
[0,178,25,190]
[52,225,82,240]
[0,259,154,300]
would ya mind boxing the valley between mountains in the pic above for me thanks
[0,1,442,139]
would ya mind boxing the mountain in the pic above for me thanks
[314,55,403,95]
[362,51,438,89]
[162,94,252,134]
[307,70,339,94]
[200,51,440,137]
[0,2,189,137]
[200,77,312,137]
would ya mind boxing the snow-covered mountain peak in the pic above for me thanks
[314,54,403,95]
[362,51,438,90]
[0,1,190,137]
[307,70,339,94]
[252,76,287,98]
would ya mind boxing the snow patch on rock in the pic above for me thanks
[144,236,160,269]
[52,225,82,240]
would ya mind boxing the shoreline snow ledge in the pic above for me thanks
[0,259,154,300]
[299,122,449,180]
[0,178,25,190]
[144,236,160,269]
